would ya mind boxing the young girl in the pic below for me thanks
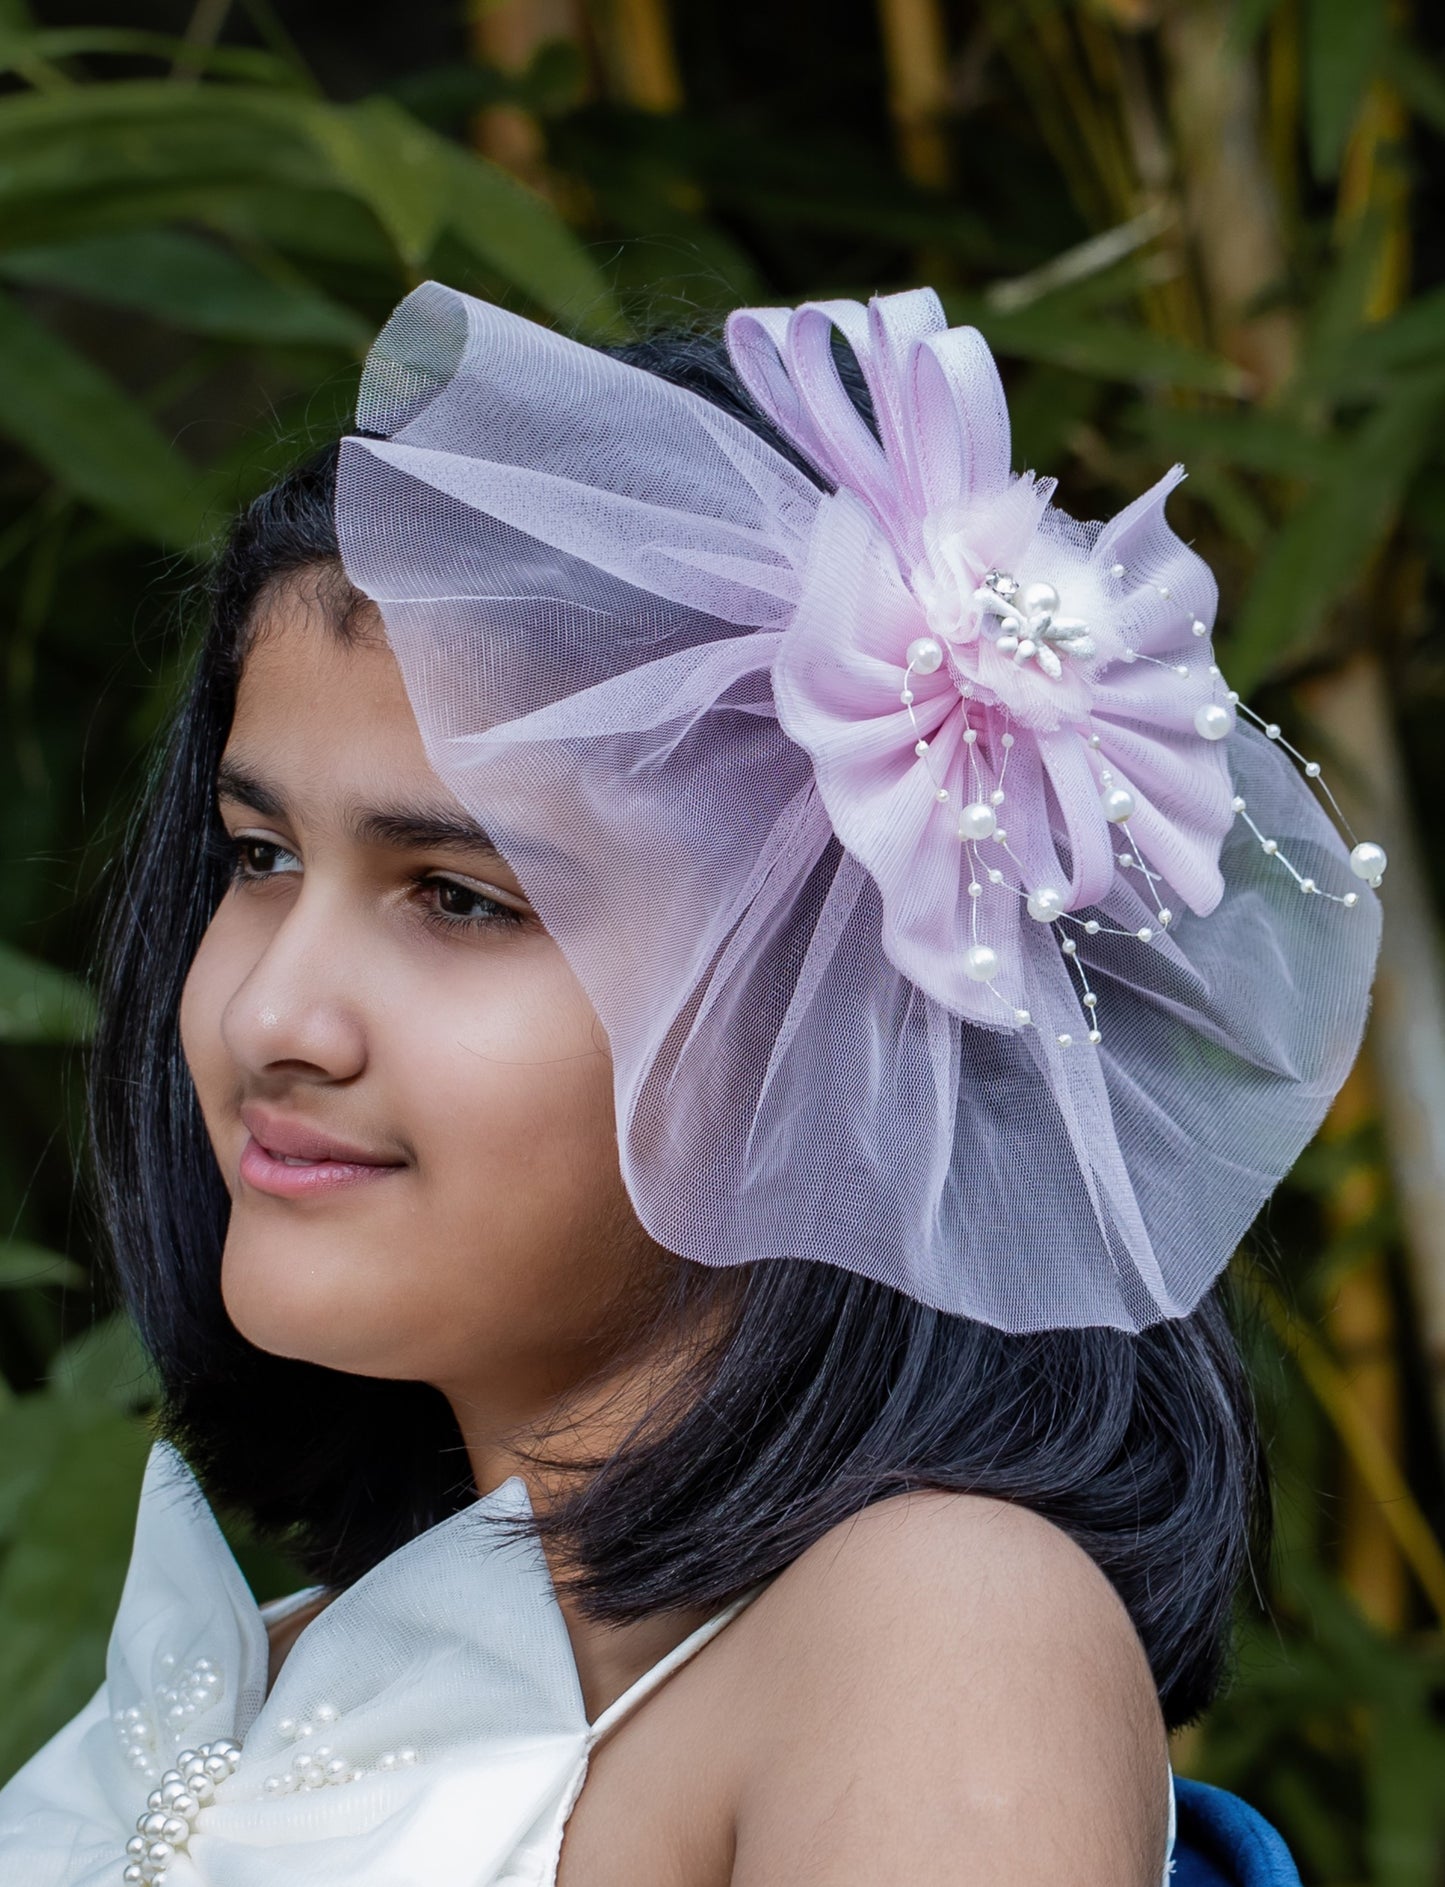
[0,284,1382,1885]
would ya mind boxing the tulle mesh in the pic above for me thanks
[334,281,1381,1332]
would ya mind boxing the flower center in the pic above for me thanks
[974,570,1095,681]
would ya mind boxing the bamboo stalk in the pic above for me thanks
[591,0,683,113]
[1299,653,1445,1456]
[1319,1060,1409,1631]
[1303,30,1445,1455]
[1157,0,1296,396]
[877,0,952,188]
[467,0,585,188]
[171,0,234,83]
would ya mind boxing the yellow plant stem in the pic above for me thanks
[877,0,953,188]
[1254,1275,1445,1628]
[1321,1061,1408,1632]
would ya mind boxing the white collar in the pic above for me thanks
[0,1439,599,1884]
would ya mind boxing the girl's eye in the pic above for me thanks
[422,876,527,932]
[209,833,299,879]
[208,831,525,933]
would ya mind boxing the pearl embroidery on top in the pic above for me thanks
[113,1655,224,1779]
[118,1677,431,1879]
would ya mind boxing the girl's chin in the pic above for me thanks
[220,1250,427,1376]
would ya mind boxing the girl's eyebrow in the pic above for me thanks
[215,757,504,860]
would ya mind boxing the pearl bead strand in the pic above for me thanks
[122,1738,241,1885]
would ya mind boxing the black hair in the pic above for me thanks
[87,327,1269,1731]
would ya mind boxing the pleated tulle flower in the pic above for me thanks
[731,300,1377,1042]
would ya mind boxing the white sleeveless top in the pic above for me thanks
[0,1440,1178,1885]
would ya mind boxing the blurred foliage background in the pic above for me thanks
[0,0,1443,1877]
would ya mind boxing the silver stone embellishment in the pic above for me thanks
[974,571,1095,679]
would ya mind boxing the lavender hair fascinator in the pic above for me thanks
[335,282,1383,1333]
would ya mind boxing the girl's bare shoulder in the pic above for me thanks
[727,1489,1171,1886]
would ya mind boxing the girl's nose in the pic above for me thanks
[219,884,369,1085]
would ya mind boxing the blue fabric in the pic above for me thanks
[1172,1778,1302,1887]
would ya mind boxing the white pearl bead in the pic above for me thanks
[957,801,997,841]
[1138,927,1154,941]
[899,688,914,704]
[1001,732,1014,747]
[1088,1029,1102,1043]
[906,635,944,674]
[1101,784,1136,823]
[1110,562,1126,578]
[1014,1008,1031,1024]
[1083,992,1098,1008]
[1021,580,1059,618]
[1343,892,1359,906]
[1083,920,1100,934]
[1057,1032,1074,1046]
[1350,841,1387,881]
[987,868,1003,883]
[962,944,999,982]
[1027,886,1065,923]
[1194,702,1233,740]
[1191,619,1207,636]
[313,1703,340,1725]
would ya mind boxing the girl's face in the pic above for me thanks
[180,579,674,1416]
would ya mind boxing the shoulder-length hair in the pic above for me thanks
[87,327,1268,1732]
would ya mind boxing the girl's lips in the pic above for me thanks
[239,1133,405,1199]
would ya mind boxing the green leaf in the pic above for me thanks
[1126,406,1341,480]
[0,26,302,86]
[0,1394,69,1541]
[426,132,628,338]
[0,1405,151,1777]
[1305,0,1389,180]
[0,936,97,1043]
[0,82,623,331]
[0,1241,85,1291]
[50,1314,159,1412]
[1315,283,1445,398]
[1381,35,1445,139]
[0,229,368,348]
[1229,0,1288,49]
[1292,208,1397,401]
[1226,374,1445,688]
[943,298,1249,395]
[1365,1709,1445,1887]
